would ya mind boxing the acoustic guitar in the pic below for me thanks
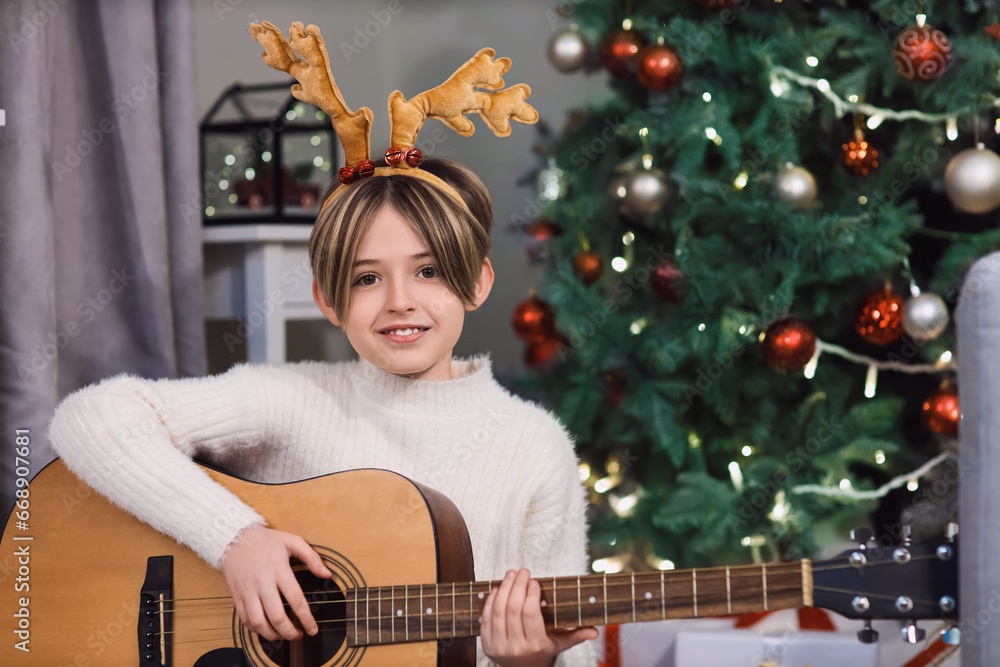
[1,459,958,666]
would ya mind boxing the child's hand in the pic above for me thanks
[219,524,332,641]
[481,568,599,667]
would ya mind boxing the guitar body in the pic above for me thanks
[0,459,476,667]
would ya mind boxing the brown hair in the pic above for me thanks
[309,158,493,323]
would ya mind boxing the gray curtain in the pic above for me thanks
[0,0,205,515]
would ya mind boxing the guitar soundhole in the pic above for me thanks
[256,569,347,666]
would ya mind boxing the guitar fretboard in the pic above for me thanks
[344,560,811,647]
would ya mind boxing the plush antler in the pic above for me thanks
[388,47,539,160]
[250,21,373,168]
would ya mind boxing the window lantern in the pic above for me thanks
[199,82,338,225]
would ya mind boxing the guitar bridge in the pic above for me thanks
[137,555,173,666]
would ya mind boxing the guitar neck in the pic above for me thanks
[345,560,813,647]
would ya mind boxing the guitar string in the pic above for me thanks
[154,563,806,606]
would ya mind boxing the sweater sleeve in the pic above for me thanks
[48,364,271,568]
[518,418,597,667]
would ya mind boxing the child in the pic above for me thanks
[51,137,595,667]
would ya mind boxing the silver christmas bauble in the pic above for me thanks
[944,147,1000,214]
[902,292,949,341]
[774,166,817,210]
[623,168,670,214]
[547,27,588,73]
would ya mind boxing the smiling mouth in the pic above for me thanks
[379,327,429,343]
[379,327,429,336]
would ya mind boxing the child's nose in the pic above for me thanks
[385,279,416,312]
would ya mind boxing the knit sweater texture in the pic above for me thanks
[49,355,596,666]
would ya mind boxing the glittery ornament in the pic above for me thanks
[855,288,905,346]
[650,258,683,302]
[923,384,959,435]
[902,292,949,342]
[893,25,952,82]
[512,296,556,343]
[761,319,816,373]
[636,44,683,91]
[944,147,1000,214]
[548,26,589,73]
[573,251,604,285]
[600,28,646,77]
[840,138,880,176]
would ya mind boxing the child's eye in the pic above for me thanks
[420,266,439,279]
[355,274,379,286]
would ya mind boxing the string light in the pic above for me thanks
[310,134,322,146]
[864,364,878,398]
[594,477,615,493]
[839,478,852,490]
[705,127,717,140]
[697,323,706,331]
[741,445,753,456]
[688,431,702,449]
[245,168,256,180]
[578,463,591,481]
[875,450,886,465]
[224,154,236,166]
[702,92,712,102]
[656,559,675,571]
[630,318,648,335]
[205,206,215,216]
[228,193,238,204]
[219,179,229,190]
[907,479,919,492]
[803,347,821,379]
[859,195,868,205]
[261,151,272,162]
[769,490,790,523]
[611,257,628,272]
[805,56,819,67]
[946,118,958,141]
[728,461,744,492]
[734,172,749,189]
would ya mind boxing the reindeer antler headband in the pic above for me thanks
[249,21,539,212]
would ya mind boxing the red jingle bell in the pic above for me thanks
[385,147,404,166]
[356,159,376,178]
[404,148,424,167]
[338,166,358,185]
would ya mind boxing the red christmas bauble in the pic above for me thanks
[855,288,905,345]
[524,335,569,371]
[600,28,646,78]
[923,385,959,435]
[689,0,742,7]
[636,44,683,91]
[605,369,627,406]
[512,296,556,343]
[840,139,880,176]
[650,259,683,302]
[761,319,816,373]
[893,25,952,82]
[525,219,563,241]
[573,251,604,285]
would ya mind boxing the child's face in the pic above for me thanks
[314,204,492,381]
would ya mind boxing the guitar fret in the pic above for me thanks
[726,566,732,614]
[434,583,438,639]
[418,584,423,640]
[603,574,608,624]
[660,571,666,619]
[692,570,698,617]
[630,572,636,623]
[378,586,382,644]
[553,577,558,629]
[469,582,474,633]
[577,576,582,628]
[451,582,456,638]
[762,564,768,611]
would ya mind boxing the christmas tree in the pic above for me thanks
[515,0,1000,572]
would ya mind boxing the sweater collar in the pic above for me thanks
[349,354,500,417]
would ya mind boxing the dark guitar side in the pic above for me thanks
[0,459,477,667]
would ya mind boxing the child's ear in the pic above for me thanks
[465,258,495,312]
[312,280,341,327]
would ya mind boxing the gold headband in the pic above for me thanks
[249,21,539,212]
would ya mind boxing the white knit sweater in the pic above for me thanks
[49,355,596,666]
